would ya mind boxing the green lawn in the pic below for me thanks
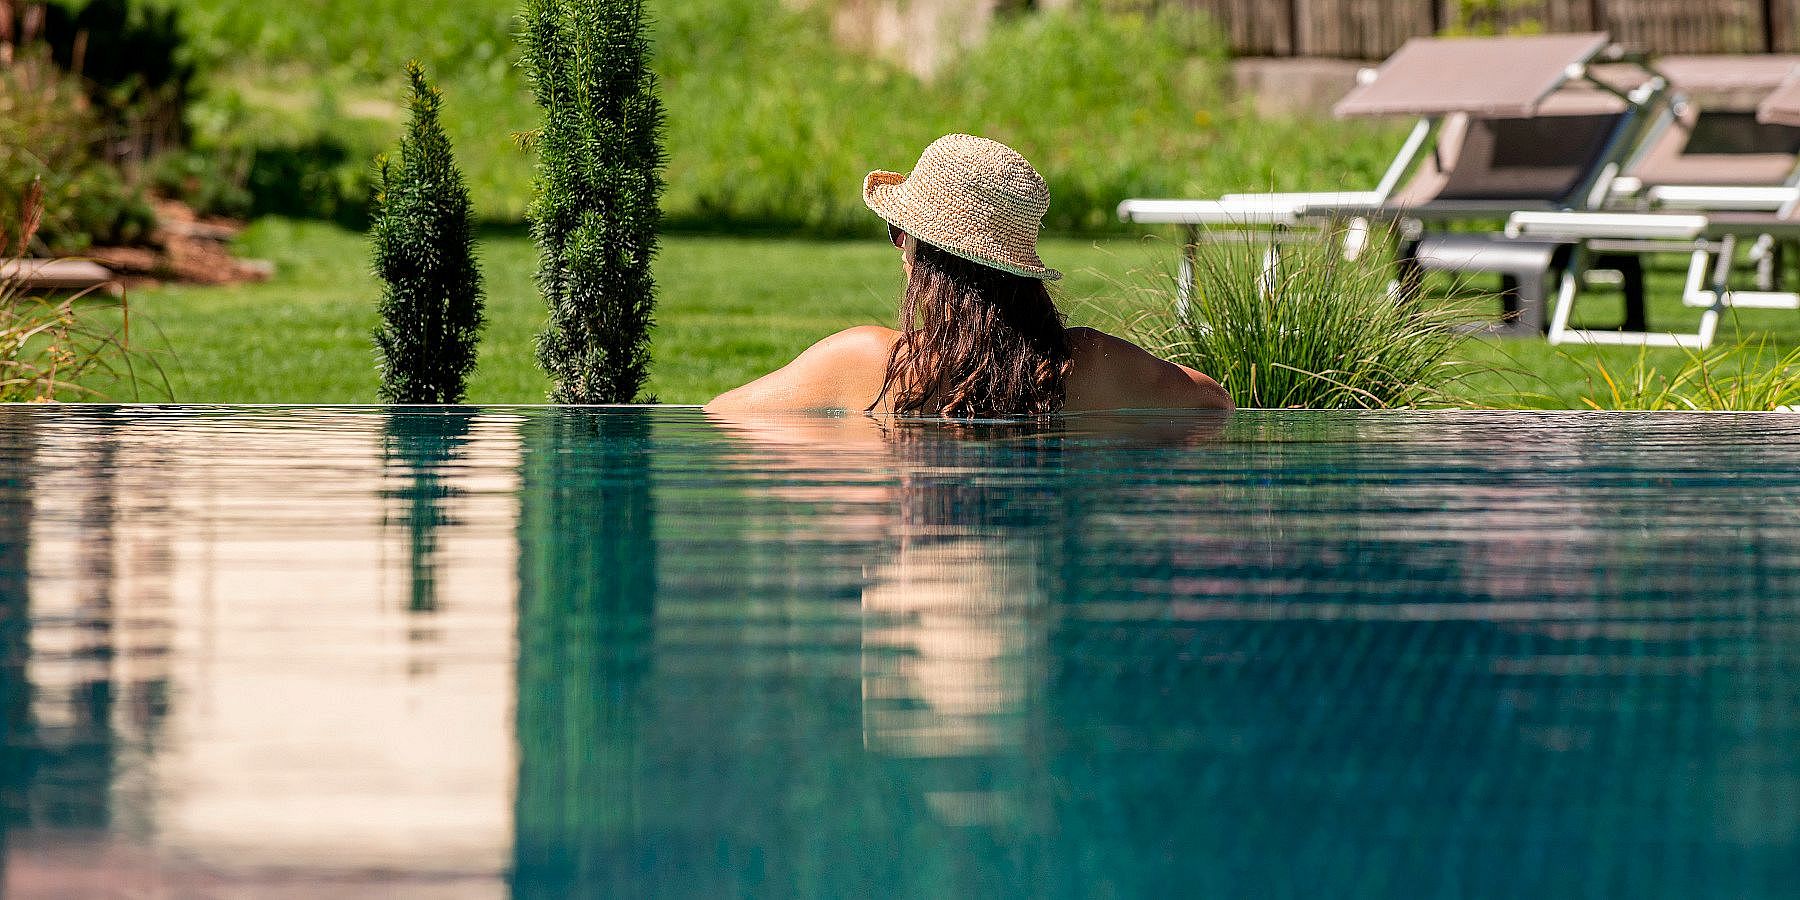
[119,218,1800,407]
[129,220,1191,403]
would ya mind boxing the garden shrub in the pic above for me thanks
[371,63,485,404]
[521,0,665,404]
[43,0,196,152]
[248,139,376,228]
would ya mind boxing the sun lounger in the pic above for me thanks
[1119,34,1666,327]
[1485,62,1800,348]
[1605,56,1800,209]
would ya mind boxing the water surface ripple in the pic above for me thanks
[2,406,1798,898]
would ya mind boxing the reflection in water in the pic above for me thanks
[1,408,1799,897]
[2,408,521,896]
[0,409,31,887]
[856,426,1065,836]
[382,411,475,616]
[861,537,1045,761]
[513,411,657,898]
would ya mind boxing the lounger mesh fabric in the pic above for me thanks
[1617,56,1800,189]
[1334,33,1611,119]
[1758,74,1800,127]
[1629,107,1800,188]
[1430,115,1625,202]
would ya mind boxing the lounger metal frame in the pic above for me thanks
[1507,194,1800,349]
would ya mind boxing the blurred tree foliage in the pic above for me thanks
[0,52,155,253]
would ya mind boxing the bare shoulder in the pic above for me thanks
[1064,326,1233,412]
[705,326,898,414]
[809,325,900,360]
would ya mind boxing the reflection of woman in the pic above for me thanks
[860,534,1044,760]
[707,134,1232,417]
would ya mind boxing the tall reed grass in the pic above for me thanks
[0,182,158,401]
[1112,230,1480,409]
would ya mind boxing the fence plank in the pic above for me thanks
[1160,0,1782,56]
[1170,0,1293,55]
[1294,0,1435,56]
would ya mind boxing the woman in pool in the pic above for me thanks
[706,134,1232,417]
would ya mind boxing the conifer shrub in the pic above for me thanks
[520,0,666,404]
[371,62,485,404]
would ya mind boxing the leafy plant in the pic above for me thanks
[1440,0,1546,36]
[0,181,157,401]
[0,53,156,253]
[521,0,666,404]
[1568,341,1800,411]
[1114,230,1479,409]
[162,0,1402,234]
[371,63,485,404]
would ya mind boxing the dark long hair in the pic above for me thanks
[871,241,1074,418]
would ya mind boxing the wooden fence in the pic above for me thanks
[1143,0,1794,58]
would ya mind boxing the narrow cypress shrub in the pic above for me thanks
[520,0,667,404]
[372,62,485,404]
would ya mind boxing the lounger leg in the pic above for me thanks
[1260,237,1283,299]
[1341,217,1370,262]
[1613,254,1646,334]
[1177,224,1197,319]
[1695,235,1735,350]
[1512,269,1549,336]
[1681,246,1714,309]
[1392,239,1424,304]
[1753,235,1776,292]
[1546,245,1586,346]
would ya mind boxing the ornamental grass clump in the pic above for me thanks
[521,0,666,404]
[371,62,485,404]
[0,181,152,402]
[1569,341,1800,411]
[1121,231,1479,409]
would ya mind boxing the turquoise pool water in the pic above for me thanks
[2,406,1798,897]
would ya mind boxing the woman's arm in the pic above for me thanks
[704,326,897,414]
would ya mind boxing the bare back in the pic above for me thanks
[705,325,1232,415]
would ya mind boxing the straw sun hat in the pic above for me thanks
[863,133,1061,281]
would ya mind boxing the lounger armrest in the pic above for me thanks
[1118,198,1312,225]
[1216,191,1385,207]
[1647,185,1798,212]
[1506,211,1710,240]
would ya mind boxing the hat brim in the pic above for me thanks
[862,170,1062,281]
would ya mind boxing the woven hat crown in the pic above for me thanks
[863,134,1061,281]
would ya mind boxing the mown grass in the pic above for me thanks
[112,219,1800,407]
[120,219,1146,403]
